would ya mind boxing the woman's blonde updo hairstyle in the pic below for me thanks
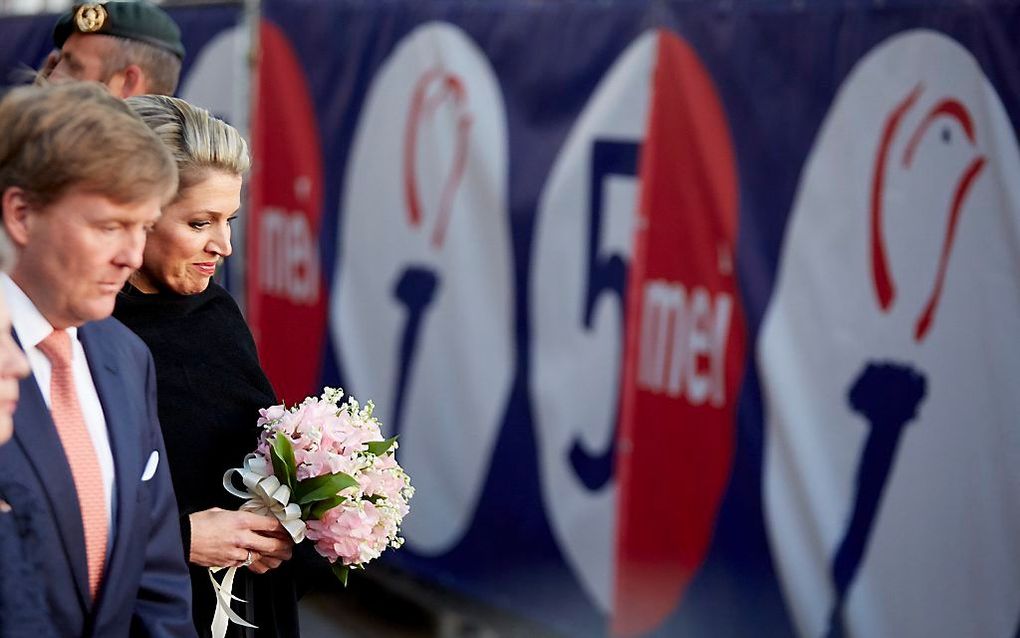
[125,94,249,197]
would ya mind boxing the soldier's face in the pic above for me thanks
[50,33,118,86]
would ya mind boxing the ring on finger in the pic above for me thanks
[241,549,254,567]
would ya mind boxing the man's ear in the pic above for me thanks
[115,64,147,98]
[2,186,33,249]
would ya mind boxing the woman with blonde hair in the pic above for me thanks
[114,95,300,637]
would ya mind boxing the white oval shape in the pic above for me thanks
[331,22,513,556]
[761,29,1020,638]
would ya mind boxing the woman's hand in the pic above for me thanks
[188,508,293,570]
[247,527,295,574]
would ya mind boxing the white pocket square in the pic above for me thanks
[141,450,159,482]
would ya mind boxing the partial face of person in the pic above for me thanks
[133,171,242,295]
[48,34,152,98]
[50,33,115,85]
[10,189,162,329]
[0,293,30,445]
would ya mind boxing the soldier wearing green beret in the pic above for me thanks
[44,0,185,98]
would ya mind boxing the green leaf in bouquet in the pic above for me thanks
[294,471,358,505]
[270,434,297,490]
[364,494,385,505]
[309,495,347,520]
[332,563,349,587]
[365,435,398,456]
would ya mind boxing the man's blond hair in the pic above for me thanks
[0,82,178,207]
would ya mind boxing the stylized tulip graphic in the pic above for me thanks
[869,85,986,341]
[824,84,987,637]
[332,22,513,555]
[761,30,1020,638]
[403,69,472,249]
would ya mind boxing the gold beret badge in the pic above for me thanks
[74,3,107,33]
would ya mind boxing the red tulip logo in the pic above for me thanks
[870,85,986,341]
[403,69,473,250]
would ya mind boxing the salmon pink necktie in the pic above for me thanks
[37,329,108,599]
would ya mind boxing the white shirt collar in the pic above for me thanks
[1,273,78,349]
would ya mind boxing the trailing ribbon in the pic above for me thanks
[209,454,307,638]
[208,565,256,636]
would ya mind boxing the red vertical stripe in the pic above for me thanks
[613,31,745,637]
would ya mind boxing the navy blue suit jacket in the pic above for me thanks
[0,317,195,637]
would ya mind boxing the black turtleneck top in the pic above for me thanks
[113,281,299,637]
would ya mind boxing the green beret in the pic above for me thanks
[53,1,185,60]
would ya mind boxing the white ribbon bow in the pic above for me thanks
[209,454,308,638]
[223,454,307,543]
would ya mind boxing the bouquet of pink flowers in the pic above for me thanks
[225,387,413,584]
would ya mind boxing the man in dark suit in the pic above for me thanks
[0,82,195,636]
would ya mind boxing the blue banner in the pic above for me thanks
[251,1,1020,636]
[3,1,1019,636]
[252,2,1020,636]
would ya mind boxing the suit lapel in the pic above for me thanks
[11,360,91,609]
[78,322,140,607]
